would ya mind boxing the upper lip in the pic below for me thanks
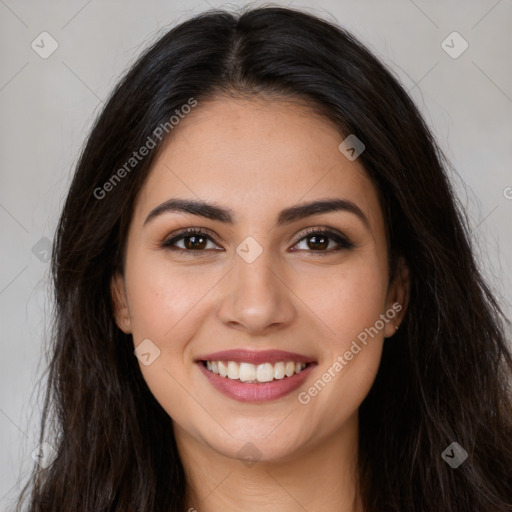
[195,349,316,365]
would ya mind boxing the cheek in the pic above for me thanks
[124,254,219,341]
[123,256,212,425]
[292,250,388,347]
[123,254,222,404]
[291,251,387,418]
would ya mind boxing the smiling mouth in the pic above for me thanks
[201,360,311,383]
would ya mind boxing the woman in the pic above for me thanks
[16,5,512,511]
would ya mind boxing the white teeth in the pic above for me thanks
[239,362,256,382]
[204,360,308,382]
[256,363,274,382]
[285,361,295,377]
[274,361,285,379]
[218,361,228,378]
[227,361,239,379]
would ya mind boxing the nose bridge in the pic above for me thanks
[217,237,296,333]
[235,242,276,293]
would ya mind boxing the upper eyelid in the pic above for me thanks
[167,226,220,243]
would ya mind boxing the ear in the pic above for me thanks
[383,257,410,339]
[110,272,132,334]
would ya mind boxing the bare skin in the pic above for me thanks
[112,96,409,512]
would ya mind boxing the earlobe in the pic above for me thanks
[110,273,132,334]
[384,258,410,339]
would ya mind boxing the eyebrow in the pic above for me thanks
[143,197,371,231]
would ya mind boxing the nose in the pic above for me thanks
[217,245,297,336]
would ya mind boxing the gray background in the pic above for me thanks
[1,0,511,507]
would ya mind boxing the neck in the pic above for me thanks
[175,412,363,512]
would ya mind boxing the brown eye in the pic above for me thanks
[162,228,221,253]
[304,233,329,251]
[181,234,208,250]
[292,228,354,254]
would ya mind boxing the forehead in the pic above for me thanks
[133,97,383,232]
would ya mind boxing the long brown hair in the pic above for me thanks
[16,5,512,511]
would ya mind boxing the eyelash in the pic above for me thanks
[161,226,354,256]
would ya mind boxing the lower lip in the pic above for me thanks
[197,362,316,402]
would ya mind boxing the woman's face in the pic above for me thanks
[112,97,407,463]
